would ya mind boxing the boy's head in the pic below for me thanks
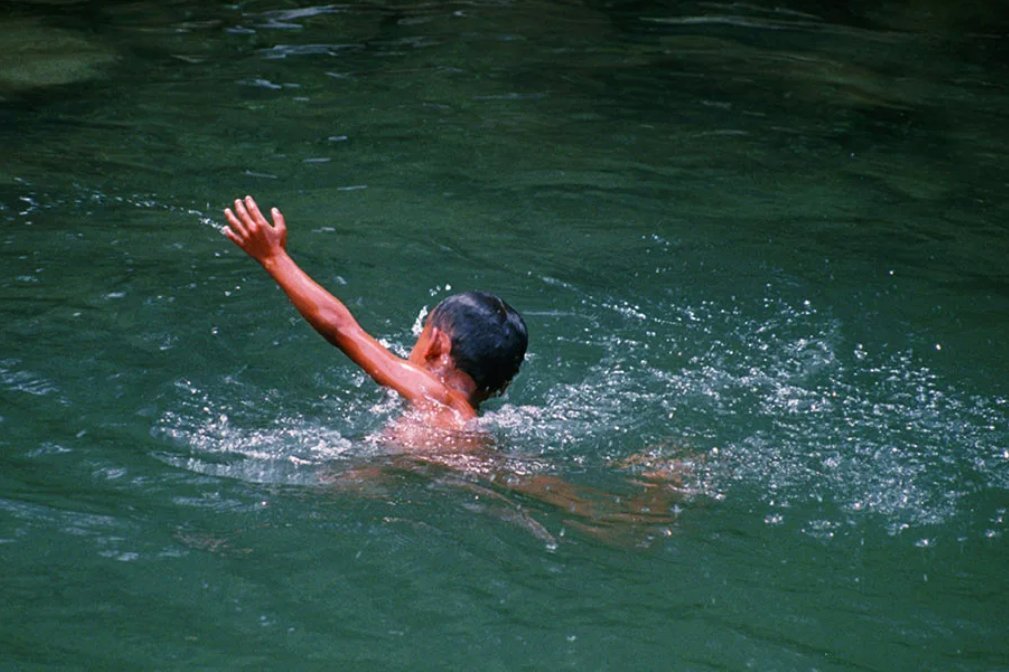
[418,291,527,398]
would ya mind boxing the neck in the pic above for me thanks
[426,359,482,409]
[441,369,482,408]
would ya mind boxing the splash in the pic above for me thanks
[662,297,1009,534]
[152,285,1008,538]
[2,179,219,230]
[485,291,1009,536]
[153,378,364,485]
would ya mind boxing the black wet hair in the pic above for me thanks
[428,291,528,396]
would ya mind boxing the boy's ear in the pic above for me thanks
[427,327,452,360]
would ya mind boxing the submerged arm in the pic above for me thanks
[222,196,464,412]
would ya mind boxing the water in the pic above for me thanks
[2,1,1008,669]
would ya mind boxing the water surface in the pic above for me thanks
[2,1,1008,669]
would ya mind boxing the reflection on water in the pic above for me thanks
[2,0,1009,668]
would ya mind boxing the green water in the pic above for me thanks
[3,1,1008,669]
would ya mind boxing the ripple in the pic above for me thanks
[0,358,61,397]
[259,43,363,59]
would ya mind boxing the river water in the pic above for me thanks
[2,1,1008,669]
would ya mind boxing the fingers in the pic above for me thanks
[234,198,257,235]
[243,195,270,229]
[221,225,242,246]
[224,207,248,238]
[270,206,286,235]
[224,195,285,247]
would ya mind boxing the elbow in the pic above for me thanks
[314,307,360,345]
[317,306,351,330]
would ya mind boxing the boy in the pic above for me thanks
[222,196,527,436]
[223,197,685,543]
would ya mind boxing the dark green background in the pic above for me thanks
[2,1,1007,669]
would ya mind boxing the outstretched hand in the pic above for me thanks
[223,195,288,266]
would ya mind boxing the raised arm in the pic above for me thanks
[222,196,466,414]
